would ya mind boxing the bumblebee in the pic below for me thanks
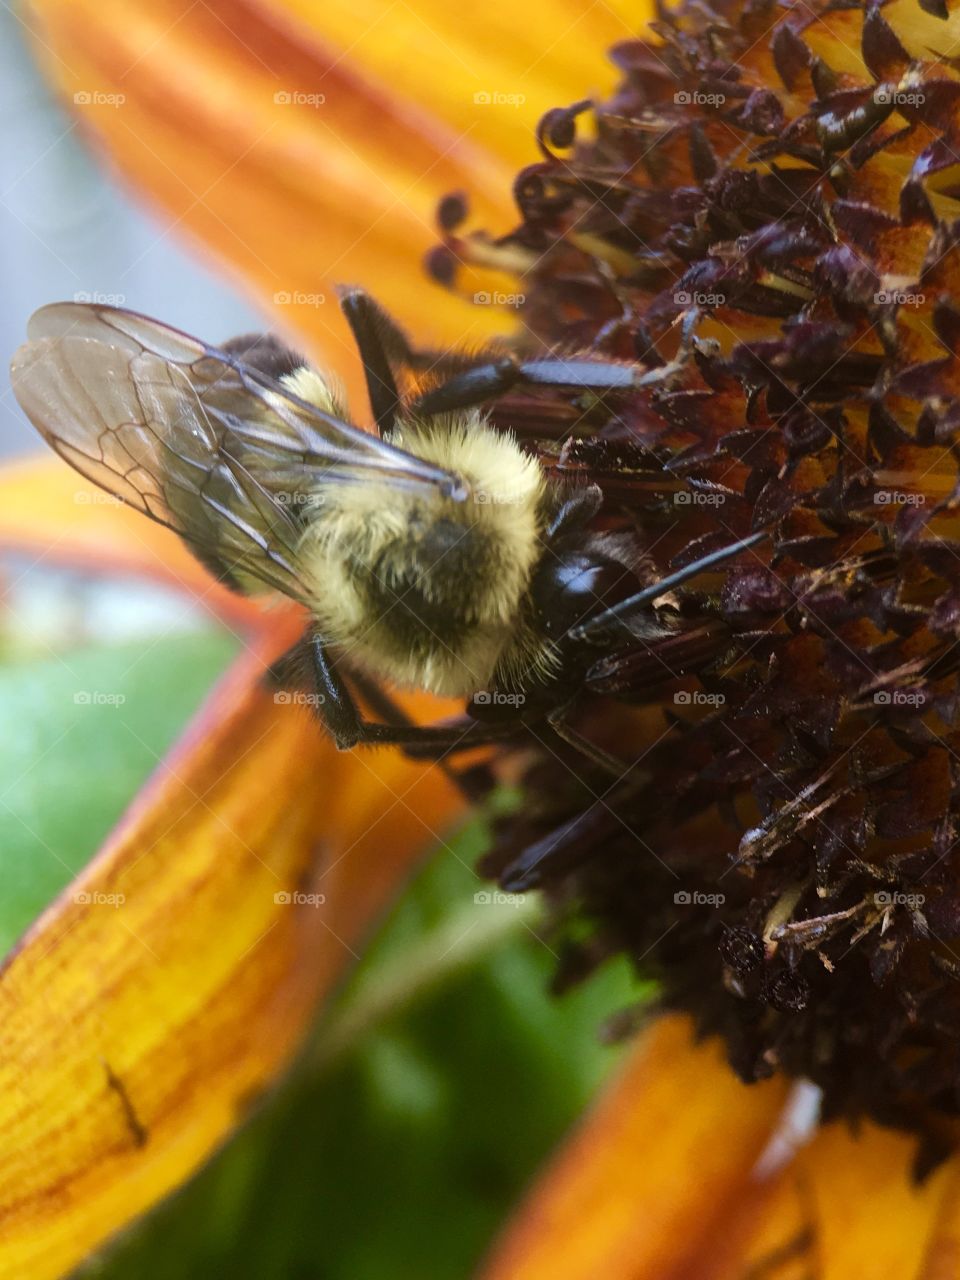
[10,289,762,766]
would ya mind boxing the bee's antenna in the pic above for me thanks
[572,529,770,642]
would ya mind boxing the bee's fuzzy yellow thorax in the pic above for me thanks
[391,412,544,512]
[297,411,548,697]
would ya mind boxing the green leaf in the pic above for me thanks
[92,822,642,1280]
[0,631,237,954]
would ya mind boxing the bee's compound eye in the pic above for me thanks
[531,552,643,639]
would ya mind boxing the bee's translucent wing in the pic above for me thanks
[10,303,461,599]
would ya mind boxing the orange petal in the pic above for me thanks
[479,1014,791,1280]
[700,1114,960,1280]
[0,614,461,1280]
[0,456,266,627]
[787,1124,951,1280]
[270,0,637,172]
[21,0,635,378]
[920,1158,960,1278]
[482,1012,960,1280]
[673,1122,951,1280]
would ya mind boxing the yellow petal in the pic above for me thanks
[22,0,635,377]
[787,1124,951,1280]
[0,457,261,626]
[274,0,637,171]
[920,1159,960,1278]
[481,1012,960,1280]
[704,1118,959,1280]
[479,1014,791,1280]
[0,618,461,1280]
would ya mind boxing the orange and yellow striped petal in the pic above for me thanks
[0,616,461,1280]
[0,456,262,626]
[479,1015,791,1280]
[21,0,638,388]
[272,0,639,170]
[480,1015,960,1280]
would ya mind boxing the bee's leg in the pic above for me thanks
[410,357,646,417]
[545,707,631,777]
[341,667,499,799]
[339,287,482,432]
[309,636,522,753]
[516,359,644,390]
[341,665,417,729]
[339,288,403,433]
[410,359,524,416]
[544,484,603,539]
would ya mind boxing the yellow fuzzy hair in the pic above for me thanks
[279,365,348,419]
[296,410,550,697]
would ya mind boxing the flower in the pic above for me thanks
[430,0,960,1269]
[13,0,960,1275]
[447,0,960,1153]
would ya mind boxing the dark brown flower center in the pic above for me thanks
[433,0,960,1162]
